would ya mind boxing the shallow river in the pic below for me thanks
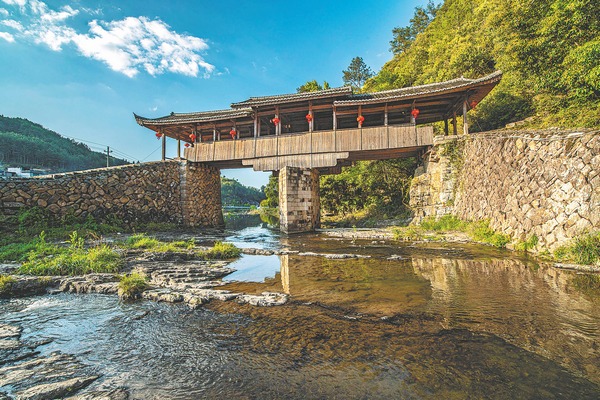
[1,217,599,399]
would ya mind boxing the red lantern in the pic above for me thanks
[306,113,313,122]
[271,117,280,125]
[184,143,190,148]
[155,132,162,140]
[470,100,478,109]
[411,108,420,119]
[189,133,196,142]
[230,129,236,139]
[357,115,365,125]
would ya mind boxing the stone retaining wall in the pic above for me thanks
[410,129,600,250]
[0,160,223,227]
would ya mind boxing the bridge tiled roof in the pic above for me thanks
[231,86,352,108]
[334,71,503,106]
[134,108,253,126]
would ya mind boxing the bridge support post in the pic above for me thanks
[278,166,320,234]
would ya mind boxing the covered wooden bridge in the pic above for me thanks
[134,71,502,232]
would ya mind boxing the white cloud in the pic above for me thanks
[1,19,22,30]
[0,30,14,41]
[0,8,9,16]
[0,0,214,78]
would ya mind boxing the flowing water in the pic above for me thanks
[1,216,599,399]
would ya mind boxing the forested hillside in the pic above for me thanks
[366,0,600,130]
[221,177,265,207]
[0,116,128,172]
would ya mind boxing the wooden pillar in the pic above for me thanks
[161,134,166,161]
[308,101,313,132]
[333,106,337,130]
[452,112,457,136]
[275,106,281,136]
[177,139,181,158]
[233,120,238,139]
[444,119,449,136]
[463,100,469,135]
[357,105,362,128]
[384,103,388,126]
[254,109,259,137]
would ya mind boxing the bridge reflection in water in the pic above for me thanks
[221,240,600,389]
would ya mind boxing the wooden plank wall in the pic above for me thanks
[186,125,433,169]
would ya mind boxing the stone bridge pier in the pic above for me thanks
[278,166,320,234]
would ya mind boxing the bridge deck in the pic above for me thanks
[185,125,433,171]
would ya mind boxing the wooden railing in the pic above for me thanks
[186,125,433,164]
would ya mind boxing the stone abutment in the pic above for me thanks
[410,129,600,250]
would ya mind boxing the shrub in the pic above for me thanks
[118,272,148,300]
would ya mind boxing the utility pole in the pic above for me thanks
[104,146,112,168]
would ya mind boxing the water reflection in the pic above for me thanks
[222,236,600,389]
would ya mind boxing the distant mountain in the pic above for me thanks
[0,115,129,172]
[221,177,265,207]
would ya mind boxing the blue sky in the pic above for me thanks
[0,0,428,188]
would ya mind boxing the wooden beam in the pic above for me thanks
[444,119,449,136]
[161,134,166,161]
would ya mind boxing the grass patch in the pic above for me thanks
[0,274,16,294]
[420,215,467,231]
[554,232,600,266]
[17,231,123,276]
[118,272,149,300]
[466,220,511,248]
[0,241,39,262]
[200,241,240,259]
[394,216,511,248]
[122,234,194,252]
[393,225,425,241]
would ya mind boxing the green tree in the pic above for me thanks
[260,174,279,208]
[389,1,440,55]
[342,57,374,91]
[296,80,331,93]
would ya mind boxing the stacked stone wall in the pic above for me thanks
[0,160,223,227]
[410,130,600,250]
[279,167,320,233]
[182,162,224,227]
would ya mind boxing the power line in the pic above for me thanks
[59,133,138,161]
[141,144,162,162]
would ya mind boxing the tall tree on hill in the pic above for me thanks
[296,80,331,93]
[342,57,373,91]
[389,0,441,55]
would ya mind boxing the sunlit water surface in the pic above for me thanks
[1,216,599,399]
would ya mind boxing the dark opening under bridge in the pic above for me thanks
[135,71,502,233]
